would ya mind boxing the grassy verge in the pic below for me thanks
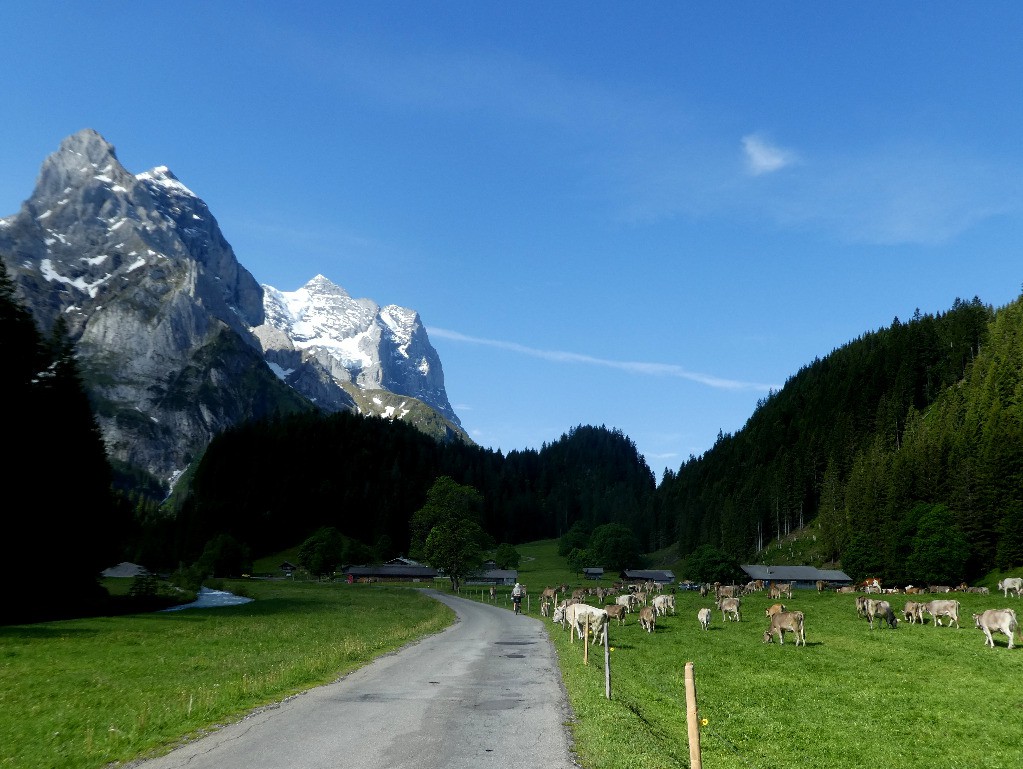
[545,587,1023,769]
[0,580,453,769]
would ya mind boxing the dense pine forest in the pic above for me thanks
[5,246,1023,624]
[653,294,1020,584]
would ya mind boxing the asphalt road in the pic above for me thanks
[128,589,579,769]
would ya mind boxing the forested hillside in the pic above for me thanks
[150,419,656,571]
[653,294,1023,583]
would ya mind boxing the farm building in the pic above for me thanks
[464,569,518,586]
[342,564,438,582]
[740,564,853,590]
[621,569,675,585]
[583,567,604,580]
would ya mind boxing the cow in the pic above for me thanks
[769,582,793,600]
[861,577,882,593]
[638,605,656,633]
[929,585,952,594]
[765,603,786,618]
[855,595,870,618]
[616,593,639,613]
[763,610,806,646]
[903,601,924,624]
[836,585,857,594]
[697,607,712,631]
[865,599,897,630]
[715,584,738,599]
[816,580,830,593]
[997,577,1023,598]
[540,586,558,604]
[652,594,676,617]
[604,603,627,626]
[717,596,741,622]
[921,599,961,628]
[553,603,608,646]
[973,609,1019,649]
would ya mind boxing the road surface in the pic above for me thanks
[128,589,578,769]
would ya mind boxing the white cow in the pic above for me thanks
[973,608,1019,649]
[697,607,712,631]
[552,603,608,647]
[997,577,1023,598]
[616,593,639,613]
[652,594,676,616]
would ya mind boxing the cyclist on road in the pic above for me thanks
[511,582,524,614]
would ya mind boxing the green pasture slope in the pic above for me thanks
[5,538,1023,769]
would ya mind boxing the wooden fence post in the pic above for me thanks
[684,662,702,769]
[584,615,589,665]
[604,628,611,699]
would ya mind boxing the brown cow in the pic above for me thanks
[717,596,741,622]
[638,605,656,633]
[765,603,786,618]
[763,610,806,646]
[604,603,628,626]
[921,599,961,628]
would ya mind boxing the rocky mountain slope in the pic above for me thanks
[0,129,466,489]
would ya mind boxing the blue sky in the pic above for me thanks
[3,3,1022,480]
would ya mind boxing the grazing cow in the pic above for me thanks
[765,603,786,618]
[652,594,676,616]
[997,577,1023,598]
[698,607,712,631]
[861,577,882,594]
[905,585,925,595]
[541,586,558,604]
[604,603,627,626]
[836,585,856,594]
[973,609,1019,649]
[763,610,806,646]
[865,599,897,630]
[717,596,741,622]
[716,584,738,599]
[929,585,952,594]
[903,601,924,624]
[638,605,656,633]
[922,599,961,628]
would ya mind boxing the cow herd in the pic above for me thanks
[538,576,1023,652]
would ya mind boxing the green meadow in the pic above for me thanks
[4,541,1023,769]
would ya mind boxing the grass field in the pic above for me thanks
[0,581,453,769]
[6,540,1023,769]
[543,586,1023,769]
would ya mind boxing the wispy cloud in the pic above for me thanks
[429,327,778,392]
[742,134,797,176]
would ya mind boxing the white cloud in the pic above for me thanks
[428,327,778,392]
[742,134,797,176]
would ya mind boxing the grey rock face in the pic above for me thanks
[1,129,464,488]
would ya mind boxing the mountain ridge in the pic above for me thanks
[0,129,467,489]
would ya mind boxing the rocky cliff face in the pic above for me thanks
[0,129,465,488]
